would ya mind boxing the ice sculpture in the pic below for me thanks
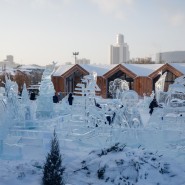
[115,90,143,128]
[0,87,5,94]
[173,75,185,85]
[74,71,100,97]
[36,64,55,118]
[1,75,18,98]
[21,83,29,103]
[18,83,36,128]
[72,72,104,124]
[84,71,100,96]
[6,83,19,119]
[121,90,138,107]
[168,83,185,94]
[74,71,101,107]
[155,72,167,102]
[153,75,185,124]
[109,78,129,99]
[0,88,6,125]
[165,77,185,108]
[113,106,129,127]
[140,91,156,110]
[0,77,19,156]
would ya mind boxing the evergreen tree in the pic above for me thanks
[42,130,64,185]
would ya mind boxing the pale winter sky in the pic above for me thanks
[0,0,185,66]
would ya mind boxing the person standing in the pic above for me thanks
[53,93,59,103]
[30,91,36,100]
[149,97,158,115]
[68,93,74,105]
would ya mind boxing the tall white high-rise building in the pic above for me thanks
[110,34,130,64]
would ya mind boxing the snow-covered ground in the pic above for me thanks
[1,70,185,185]
[1,98,185,185]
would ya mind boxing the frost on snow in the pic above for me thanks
[70,143,184,185]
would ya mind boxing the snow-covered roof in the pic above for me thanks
[0,67,15,75]
[52,64,75,76]
[122,64,164,76]
[17,69,32,73]
[52,63,185,77]
[17,65,44,70]
[79,64,117,76]
[169,63,185,74]
[52,64,117,77]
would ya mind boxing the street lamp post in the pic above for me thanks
[73,52,79,64]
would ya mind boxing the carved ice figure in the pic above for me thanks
[144,90,156,107]
[165,84,185,107]
[141,92,154,109]
[73,72,113,126]
[155,72,167,102]
[113,106,129,127]
[3,76,20,119]
[163,75,185,107]
[121,90,138,107]
[75,83,86,96]
[0,87,5,96]
[21,83,29,103]
[116,88,120,99]
[155,72,167,92]
[6,93,17,120]
[150,91,155,99]
[18,83,33,122]
[36,64,55,118]
[120,90,143,127]
[128,107,142,128]
[25,106,31,120]
[82,71,100,97]
[109,78,129,99]
[168,83,185,94]
[0,78,14,129]
[120,80,129,91]
[2,75,18,97]
[0,91,6,122]
[132,118,140,128]
[74,72,101,111]
[173,75,185,85]
[109,81,115,98]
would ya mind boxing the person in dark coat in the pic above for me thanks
[30,92,36,100]
[68,93,74,105]
[149,97,158,115]
[53,93,59,103]
[94,99,102,109]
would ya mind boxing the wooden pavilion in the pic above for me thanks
[52,63,185,98]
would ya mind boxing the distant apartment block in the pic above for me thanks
[65,62,72,65]
[0,55,17,69]
[1,55,14,64]
[130,57,154,64]
[110,34,130,64]
[5,55,14,63]
[76,58,90,65]
[156,51,185,64]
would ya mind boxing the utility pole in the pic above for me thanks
[73,52,79,64]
